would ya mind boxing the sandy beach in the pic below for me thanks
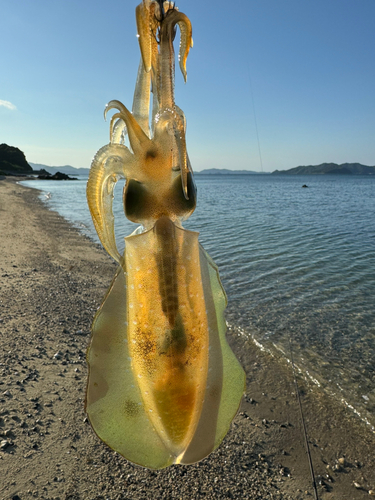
[1,177,374,500]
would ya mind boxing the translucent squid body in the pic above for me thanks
[86,0,245,469]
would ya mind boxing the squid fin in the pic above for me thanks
[180,245,246,464]
[86,264,175,469]
[86,223,245,468]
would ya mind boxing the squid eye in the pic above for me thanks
[124,179,149,221]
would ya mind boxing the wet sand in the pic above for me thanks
[1,177,374,500]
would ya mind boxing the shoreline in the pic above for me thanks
[1,177,374,499]
[18,175,375,436]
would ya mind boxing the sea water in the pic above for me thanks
[21,174,375,430]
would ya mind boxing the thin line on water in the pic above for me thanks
[247,70,264,172]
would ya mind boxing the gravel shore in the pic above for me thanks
[1,178,374,499]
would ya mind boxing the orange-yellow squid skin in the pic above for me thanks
[86,219,245,469]
[85,0,245,469]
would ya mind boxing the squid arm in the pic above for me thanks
[176,12,193,83]
[154,107,189,198]
[86,144,132,263]
[132,58,152,137]
[105,100,151,155]
[108,113,126,144]
[135,1,157,74]
[87,98,153,262]
[158,10,192,198]
[158,9,192,108]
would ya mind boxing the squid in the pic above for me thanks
[85,0,245,469]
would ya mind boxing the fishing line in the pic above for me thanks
[288,335,320,500]
[246,59,319,497]
[247,70,264,172]
[270,271,319,497]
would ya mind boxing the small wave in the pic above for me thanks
[233,322,375,433]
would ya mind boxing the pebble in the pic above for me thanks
[1,439,10,449]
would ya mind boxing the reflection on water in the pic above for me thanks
[21,174,375,430]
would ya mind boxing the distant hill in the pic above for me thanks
[29,165,264,176]
[196,168,263,175]
[0,144,33,175]
[272,163,375,175]
[30,163,90,176]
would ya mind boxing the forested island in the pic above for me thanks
[0,144,77,179]
[272,163,375,175]
[196,168,262,175]
[0,143,33,176]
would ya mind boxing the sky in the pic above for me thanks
[1,0,374,172]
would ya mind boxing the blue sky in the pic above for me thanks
[1,0,374,172]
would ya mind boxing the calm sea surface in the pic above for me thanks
[21,174,375,430]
